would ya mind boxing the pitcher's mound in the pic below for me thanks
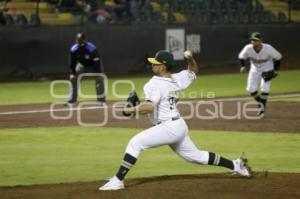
[1,172,299,199]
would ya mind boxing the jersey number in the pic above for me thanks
[168,97,178,110]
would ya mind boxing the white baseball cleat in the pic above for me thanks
[256,107,265,118]
[256,104,265,118]
[232,154,251,177]
[98,176,125,191]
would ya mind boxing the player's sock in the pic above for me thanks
[250,91,262,102]
[260,92,269,109]
[115,153,137,181]
[208,152,234,170]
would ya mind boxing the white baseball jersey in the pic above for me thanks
[143,70,196,125]
[238,43,282,72]
[126,69,210,165]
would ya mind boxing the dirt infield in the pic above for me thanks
[0,100,300,132]
[0,173,299,199]
[0,100,299,198]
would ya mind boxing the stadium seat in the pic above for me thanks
[278,11,287,22]
[30,13,41,25]
[173,12,187,23]
[14,14,28,25]
[4,14,15,25]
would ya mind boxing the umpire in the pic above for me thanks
[66,32,105,105]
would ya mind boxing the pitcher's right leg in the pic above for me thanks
[170,134,251,177]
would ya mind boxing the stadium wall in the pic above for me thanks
[0,24,299,79]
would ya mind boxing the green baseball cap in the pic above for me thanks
[147,50,174,66]
[250,32,262,41]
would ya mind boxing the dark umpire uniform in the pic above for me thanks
[67,33,105,104]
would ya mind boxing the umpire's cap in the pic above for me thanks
[76,32,86,43]
[250,32,262,41]
[147,50,174,66]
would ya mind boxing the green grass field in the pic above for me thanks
[0,70,299,105]
[0,71,299,187]
[0,127,299,186]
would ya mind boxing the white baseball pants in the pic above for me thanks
[246,70,271,93]
[125,118,209,164]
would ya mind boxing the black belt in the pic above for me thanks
[157,116,180,125]
[171,115,180,121]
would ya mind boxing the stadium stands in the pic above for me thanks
[0,0,76,25]
[152,0,300,23]
[0,0,300,25]
[256,0,300,22]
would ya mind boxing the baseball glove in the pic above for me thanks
[122,90,140,117]
[262,70,278,82]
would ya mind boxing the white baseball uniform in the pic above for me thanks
[238,43,282,93]
[125,70,209,164]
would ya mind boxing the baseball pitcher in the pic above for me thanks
[239,32,282,117]
[99,50,251,191]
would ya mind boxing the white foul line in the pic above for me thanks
[212,93,300,102]
[0,93,299,116]
[0,106,106,116]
